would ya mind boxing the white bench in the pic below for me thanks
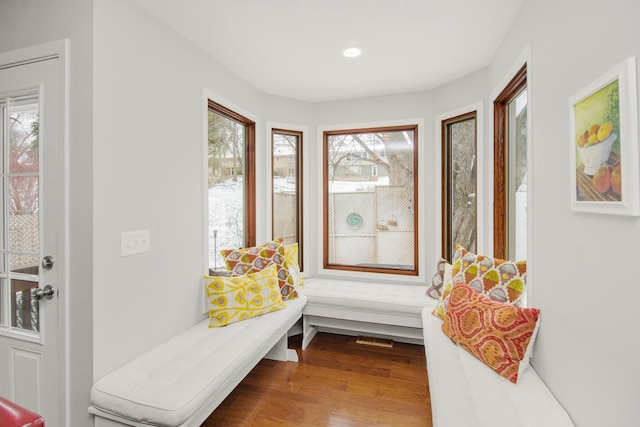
[89,296,306,427]
[301,278,433,349]
[422,308,575,427]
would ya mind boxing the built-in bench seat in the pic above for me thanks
[301,277,435,349]
[89,296,306,427]
[89,270,576,427]
[422,307,574,427]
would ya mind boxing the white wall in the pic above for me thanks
[0,1,94,426]
[432,67,489,116]
[488,1,640,426]
[92,0,266,377]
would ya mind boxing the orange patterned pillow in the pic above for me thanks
[432,246,527,320]
[220,238,298,300]
[442,282,540,384]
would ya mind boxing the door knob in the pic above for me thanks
[32,285,55,301]
[42,255,54,270]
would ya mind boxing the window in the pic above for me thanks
[271,129,303,267]
[323,125,418,275]
[494,64,527,260]
[207,100,255,273]
[442,112,477,261]
[1,93,40,332]
[348,165,362,175]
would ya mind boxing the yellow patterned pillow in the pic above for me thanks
[203,264,285,327]
[284,242,304,289]
[221,238,298,300]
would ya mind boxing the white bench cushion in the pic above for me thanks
[300,278,435,348]
[302,278,433,318]
[422,308,574,427]
[90,296,306,427]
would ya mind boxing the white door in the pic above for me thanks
[0,57,63,426]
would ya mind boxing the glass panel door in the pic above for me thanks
[0,54,61,424]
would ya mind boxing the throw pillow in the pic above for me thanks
[432,246,526,320]
[442,282,541,383]
[203,264,285,327]
[220,238,298,300]
[284,242,304,290]
[426,258,450,299]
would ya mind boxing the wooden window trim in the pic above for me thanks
[441,111,477,262]
[323,124,419,276]
[271,128,303,270]
[493,64,526,259]
[207,99,256,247]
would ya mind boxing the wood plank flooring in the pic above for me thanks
[201,332,433,426]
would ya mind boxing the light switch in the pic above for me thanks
[121,230,151,256]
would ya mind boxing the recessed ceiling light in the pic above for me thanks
[342,47,362,58]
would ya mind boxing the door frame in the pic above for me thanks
[0,39,69,426]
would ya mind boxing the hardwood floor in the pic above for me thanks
[201,332,433,426]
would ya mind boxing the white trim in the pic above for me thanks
[60,38,71,427]
[200,91,209,315]
[525,47,534,306]
[489,44,533,304]
[434,101,484,264]
[316,118,426,284]
[0,41,66,70]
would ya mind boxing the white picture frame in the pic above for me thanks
[569,57,639,215]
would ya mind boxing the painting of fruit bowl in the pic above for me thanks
[576,127,616,175]
[569,57,640,216]
[572,76,621,203]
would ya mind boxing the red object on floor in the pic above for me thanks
[0,397,45,427]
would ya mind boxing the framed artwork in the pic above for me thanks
[569,57,639,215]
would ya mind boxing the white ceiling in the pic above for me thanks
[131,0,524,102]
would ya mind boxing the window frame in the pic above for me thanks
[493,64,527,260]
[441,111,478,262]
[322,124,419,276]
[271,127,303,269]
[206,99,256,255]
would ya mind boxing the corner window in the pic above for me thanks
[272,128,303,268]
[494,65,527,260]
[323,125,418,275]
[207,100,255,273]
[442,112,477,261]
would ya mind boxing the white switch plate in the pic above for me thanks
[121,230,150,257]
